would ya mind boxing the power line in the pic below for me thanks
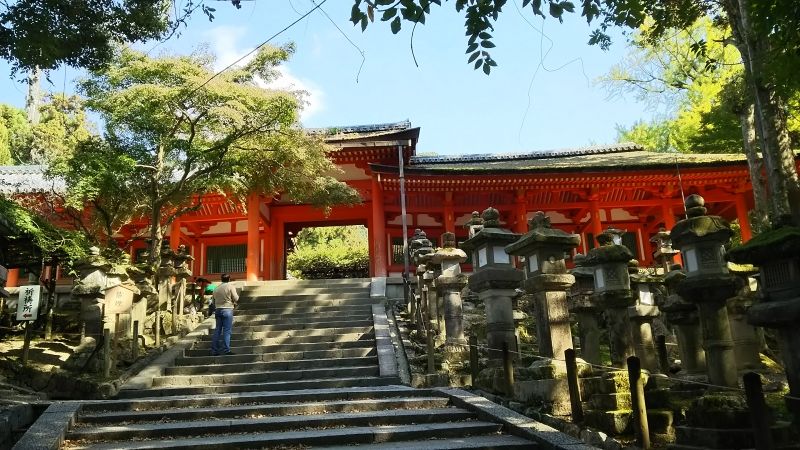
[181,0,328,102]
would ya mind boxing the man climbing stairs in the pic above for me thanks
[15,279,582,449]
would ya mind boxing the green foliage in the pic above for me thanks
[287,226,369,279]
[0,95,93,165]
[0,0,170,72]
[0,195,89,265]
[57,46,359,262]
[351,0,707,74]
[0,104,30,164]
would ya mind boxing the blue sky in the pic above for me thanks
[0,1,653,156]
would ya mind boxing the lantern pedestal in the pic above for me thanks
[436,275,469,366]
[663,300,707,377]
[524,274,575,366]
[628,304,660,373]
[677,275,738,388]
[595,290,637,368]
[569,260,601,365]
[726,292,762,372]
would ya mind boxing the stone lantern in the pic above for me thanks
[728,223,800,415]
[671,194,738,388]
[628,261,663,373]
[568,254,601,365]
[72,246,114,338]
[659,267,706,377]
[430,232,469,365]
[584,227,636,368]
[650,228,680,273]
[460,207,522,365]
[505,211,580,366]
[410,229,434,328]
[465,211,485,239]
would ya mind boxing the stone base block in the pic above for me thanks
[644,388,672,409]
[590,393,631,410]
[513,378,571,416]
[685,393,750,429]
[675,423,795,449]
[584,409,632,435]
[647,408,674,434]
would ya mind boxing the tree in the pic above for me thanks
[0,95,93,165]
[288,226,369,279]
[0,1,243,73]
[0,104,28,164]
[54,45,360,265]
[353,0,800,226]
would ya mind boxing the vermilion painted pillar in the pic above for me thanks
[735,193,753,243]
[444,191,455,233]
[261,222,274,280]
[514,190,527,234]
[169,219,181,249]
[6,268,19,288]
[246,193,261,281]
[590,198,602,246]
[371,176,388,277]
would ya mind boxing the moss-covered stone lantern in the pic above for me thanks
[568,254,601,365]
[671,194,738,388]
[460,207,522,365]
[650,228,680,273]
[728,222,800,415]
[431,232,469,366]
[585,227,636,367]
[505,211,580,362]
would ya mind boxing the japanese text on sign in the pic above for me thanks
[16,285,41,321]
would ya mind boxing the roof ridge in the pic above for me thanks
[306,120,411,135]
[410,142,644,164]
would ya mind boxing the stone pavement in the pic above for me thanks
[14,279,594,449]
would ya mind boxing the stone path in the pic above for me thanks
[15,279,592,449]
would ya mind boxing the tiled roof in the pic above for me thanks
[411,142,644,164]
[0,165,64,195]
[406,144,749,172]
[307,120,416,142]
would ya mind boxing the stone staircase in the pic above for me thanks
[20,279,543,449]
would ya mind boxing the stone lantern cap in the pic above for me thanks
[584,229,634,265]
[460,207,520,252]
[465,211,484,238]
[504,211,580,255]
[728,225,800,265]
[671,194,733,249]
[570,254,594,278]
[430,232,467,265]
[410,229,434,263]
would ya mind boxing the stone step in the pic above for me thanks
[241,286,370,296]
[226,318,375,333]
[75,398,454,426]
[151,365,380,387]
[165,355,377,375]
[117,376,401,398]
[91,386,427,412]
[200,325,374,341]
[244,279,371,288]
[234,304,372,318]
[64,421,503,450]
[590,392,631,410]
[186,338,376,355]
[315,435,536,449]
[239,292,371,302]
[177,347,376,365]
[235,309,372,322]
[190,332,375,349]
[236,297,375,309]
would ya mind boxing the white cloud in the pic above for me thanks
[203,26,324,121]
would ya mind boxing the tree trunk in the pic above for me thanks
[740,102,769,232]
[725,0,800,226]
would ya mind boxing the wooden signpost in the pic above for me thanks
[16,284,41,366]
